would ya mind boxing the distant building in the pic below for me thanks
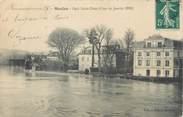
[9,55,26,67]
[47,51,78,70]
[78,47,100,71]
[78,45,128,73]
[133,35,183,78]
[47,51,59,61]
[0,49,29,65]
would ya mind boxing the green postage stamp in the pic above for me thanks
[156,0,180,29]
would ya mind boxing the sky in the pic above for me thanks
[0,0,182,52]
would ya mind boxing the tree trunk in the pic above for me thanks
[98,43,101,72]
[91,44,95,68]
[62,55,69,72]
[98,51,101,72]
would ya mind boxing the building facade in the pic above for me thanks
[78,46,127,72]
[133,35,183,78]
[78,47,99,71]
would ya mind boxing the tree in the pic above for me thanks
[102,29,114,72]
[48,28,85,71]
[94,25,112,72]
[84,28,98,68]
[118,39,125,49]
[102,41,119,74]
[85,25,112,72]
[104,29,113,46]
[124,28,134,55]
[123,28,135,73]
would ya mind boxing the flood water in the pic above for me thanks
[0,67,182,117]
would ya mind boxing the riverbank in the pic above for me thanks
[91,73,181,83]
[125,76,182,83]
[33,70,182,83]
[6,65,180,83]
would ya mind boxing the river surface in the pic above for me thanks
[0,67,182,117]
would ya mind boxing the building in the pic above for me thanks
[133,35,183,78]
[9,55,26,67]
[78,47,98,71]
[78,45,128,73]
[47,51,59,61]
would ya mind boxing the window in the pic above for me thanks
[146,60,150,66]
[157,52,161,56]
[147,42,151,47]
[146,52,150,56]
[165,52,169,56]
[138,52,142,56]
[157,70,161,76]
[165,60,169,66]
[158,42,162,47]
[165,70,169,77]
[146,70,150,76]
[157,60,161,66]
[138,60,142,66]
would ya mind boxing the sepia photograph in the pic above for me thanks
[0,0,182,117]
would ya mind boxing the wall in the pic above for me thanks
[133,48,175,77]
[78,54,117,72]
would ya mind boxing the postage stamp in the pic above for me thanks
[156,0,180,29]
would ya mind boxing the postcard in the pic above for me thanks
[0,0,182,117]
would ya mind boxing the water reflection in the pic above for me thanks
[0,67,181,117]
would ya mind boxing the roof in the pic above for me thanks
[145,35,164,41]
[134,35,183,49]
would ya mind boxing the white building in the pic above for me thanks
[133,35,183,78]
[78,48,98,71]
[47,51,59,61]
[78,46,118,72]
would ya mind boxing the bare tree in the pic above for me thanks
[102,29,114,71]
[48,28,85,71]
[124,29,134,54]
[94,25,112,72]
[123,28,135,73]
[85,25,112,72]
[102,41,119,74]
[84,28,98,68]
[104,29,113,45]
[118,39,125,49]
